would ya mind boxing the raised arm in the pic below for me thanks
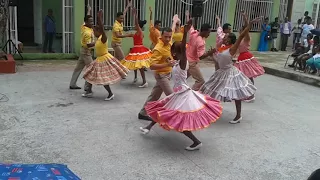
[185,10,190,23]
[133,8,142,34]
[97,10,107,44]
[123,0,132,17]
[149,6,153,25]
[216,15,221,28]
[86,4,91,15]
[230,17,261,56]
[171,14,179,32]
[241,11,250,42]
[179,18,192,70]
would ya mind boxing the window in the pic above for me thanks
[86,0,146,31]
[278,0,288,22]
[154,0,229,30]
[233,0,274,32]
[312,2,320,28]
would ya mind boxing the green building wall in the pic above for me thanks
[73,0,281,56]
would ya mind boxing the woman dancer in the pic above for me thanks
[200,15,260,124]
[121,8,152,88]
[234,12,265,102]
[258,17,271,52]
[139,19,223,151]
[171,12,189,43]
[83,10,129,100]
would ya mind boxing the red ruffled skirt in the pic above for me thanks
[121,45,152,70]
[234,51,265,78]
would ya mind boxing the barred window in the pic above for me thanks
[86,0,146,31]
[312,2,320,28]
[154,0,229,30]
[233,0,274,32]
[278,0,288,22]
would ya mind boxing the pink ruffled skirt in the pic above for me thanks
[145,87,223,132]
[234,52,265,78]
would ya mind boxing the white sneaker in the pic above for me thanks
[138,82,148,88]
[229,117,242,124]
[81,92,93,98]
[104,94,114,101]
[185,143,203,151]
[139,127,150,134]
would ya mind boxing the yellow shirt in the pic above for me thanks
[81,25,94,48]
[112,20,124,43]
[149,21,161,45]
[172,26,184,42]
[151,39,173,74]
[95,36,113,62]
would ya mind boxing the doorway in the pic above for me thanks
[17,0,35,46]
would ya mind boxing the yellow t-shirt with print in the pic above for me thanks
[81,25,94,48]
[151,39,173,74]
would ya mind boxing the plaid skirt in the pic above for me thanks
[83,53,129,85]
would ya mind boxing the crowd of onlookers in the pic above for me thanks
[258,11,320,75]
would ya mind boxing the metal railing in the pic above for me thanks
[87,0,146,31]
[154,0,229,30]
[233,0,274,32]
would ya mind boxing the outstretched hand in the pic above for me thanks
[251,16,263,24]
[132,8,137,15]
[149,6,152,12]
[97,10,103,21]
[184,18,193,33]
[127,0,132,7]
[173,14,180,23]
[185,10,190,17]
[216,15,220,21]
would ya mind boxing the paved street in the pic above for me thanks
[0,67,319,180]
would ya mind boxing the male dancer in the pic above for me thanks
[186,20,215,91]
[111,1,134,62]
[216,16,232,48]
[69,6,94,90]
[148,6,161,50]
[138,17,180,121]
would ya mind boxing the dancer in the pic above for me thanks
[69,5,94,90]
[137,16,180,121]
[148,6,161,50]
[216,15,232,48]
[140,19,222,151]
[82,10,129,100]
[111,0,134,62]
[200,15,260,124]
[186,19,214,91]
[121,8,152,88]
[234,12,265,102]
[172,11,190,43]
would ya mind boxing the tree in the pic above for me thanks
[0,0,9,47]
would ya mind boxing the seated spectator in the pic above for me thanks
[306,45,320,74]
[288,33,314,68]
[308,169,320,180]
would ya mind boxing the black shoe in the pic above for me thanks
[144,68,147,71]
[271,48,274,52]
[69,86,81,90]
[274,49,279,52]
[288,64,295,68]
[138,113,152,121]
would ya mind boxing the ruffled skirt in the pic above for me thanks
[121,45,152,70]
[83,53,129,85]
[200,66,257,102]
[234,52,265,78]
[145,87,222,132]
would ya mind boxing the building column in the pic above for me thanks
[74,0,85,55]
[227,0,237,25]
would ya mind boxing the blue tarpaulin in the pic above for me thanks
[0,164,80,180]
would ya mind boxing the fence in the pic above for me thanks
[233,0,274,32]
[154,0,229,30]
[87,0,146,30]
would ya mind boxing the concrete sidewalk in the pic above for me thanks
[251,51,320,87]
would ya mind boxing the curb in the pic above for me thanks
[263,66,320,88]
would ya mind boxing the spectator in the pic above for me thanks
[301,17,314,43]
[288,33,314,68]
[43,9,56,53]
[258,17,271,52]
[306,44,320,74]
[280,17,292,51]
[303,11,311,24]
[270,17,280,51]
[292,19,303,49]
